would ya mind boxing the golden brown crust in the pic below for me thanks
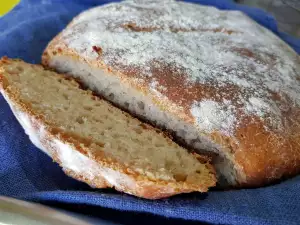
[234,116,300,187]
[43,39,300,188]
[0,57,216,199]
[41,1,300,188]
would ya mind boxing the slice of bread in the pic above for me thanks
[0,57,216,199]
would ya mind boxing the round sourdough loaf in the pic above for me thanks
[42,0,300,187]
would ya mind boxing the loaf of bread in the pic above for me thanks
[42,0,300,187]
[0,57,216,199]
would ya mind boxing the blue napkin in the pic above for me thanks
[1,1,300,225]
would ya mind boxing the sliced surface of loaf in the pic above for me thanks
[0,57,216,199]
[42,0,300,187]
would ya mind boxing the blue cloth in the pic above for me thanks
[0,1,300,224]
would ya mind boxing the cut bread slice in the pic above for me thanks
[0,57,216,199]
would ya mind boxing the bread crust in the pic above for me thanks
[0,57,216,199]
[42,1,300,187]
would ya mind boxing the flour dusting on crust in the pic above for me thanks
[56,0,300,136]
[191,100,237,135]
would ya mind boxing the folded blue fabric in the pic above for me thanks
[0,1,299,225]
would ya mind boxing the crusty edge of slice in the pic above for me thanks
[0,57,216,199]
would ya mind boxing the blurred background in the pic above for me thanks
[237,0,300,37]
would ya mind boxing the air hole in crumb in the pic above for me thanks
[121,147,128,152]
[91,127,98,132]
[196,170,201,174]
[139,123,148,129]
[16,66,23,72]
[108,93,114,100]
[117,144,128,152]
[8,68,19,74]
[31,100,39,105]
[165,160,173,169]
[112,133,120,138]
[134,128,143,134]
[106,126,113,130]
[154,142,164,148]
[95,103,101,107]
[138,101,145,110]
[63,94,69,100]
[97,141,105,147]
[76,117,84,124]
[94,118,103,123]
[84,106,93,111]
[91,96,99,101]
[174,174,187,182]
